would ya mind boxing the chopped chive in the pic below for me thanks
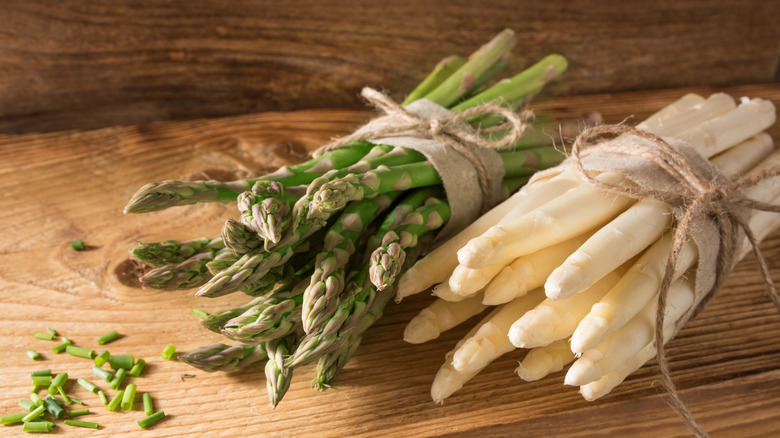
[31,369,52,377]
[161,343,176,360]
[19,400,35,411]
[96,330,120,345]
[106,390,123,412]
[22,404,46,422]
[192,307,209,317]
[66,345,95,359]
[109,368,127,390]
[27,350,41,360]
[70,240,86,251]
[30,393,43,407]
[142,393,153,416]
[46,328,58,337]
[128,358,146,377]
[97,390,108,405]
[91,367,113,382]
[48,373,68,394]
[121,384,137,411]
[57,387,72,404]
[94,350,110,367]
[64,419,99,429]
[53,338,72,354]
[68,408,90,417]
[109,354,134,370]
[1,412,28,425]
[43,397,65,419]
[137,410,165,428]
[68,397,84,405]
[32,375,51,386]
[23,421,54,432]
[34,332,55,341]
[77,378,98,394]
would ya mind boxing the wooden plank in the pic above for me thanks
[1,0,778,133]
[0,84,779,437]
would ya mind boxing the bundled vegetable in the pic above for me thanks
[124,29,589,406]
[399,92,779,435]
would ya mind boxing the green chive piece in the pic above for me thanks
[48,373,68,394]
[32,375,52,387]
[109,368,127,390]
[96,330,120,345]
[192,307,209,317]
[161,343,176,360]
[70,240,86,251]
[57,387,72,404]
[19,400,35,411]
[91,367,113,383]
[128,358,146,377]
[142,393,153,416]
[43,397,65,419]
[106,390,123,412]
[30,369,51,377]
[2,412,29,425]
[33,332,54,341]
[108,354,134,370]
[30,393,43,407]
[46,328,58,337]
[68,397,84,405]
[23,421,54,432]
[27,350,42,361]
[64,419,99,429]
[53,338,72,354]
[66,345,95,359]
[77,378,98,394]
[68,408,90,417]
[98,390,108,406]
[22,405,46,422]
[137,410,165,428]
[121,384,137,411]
[94,350,110,367]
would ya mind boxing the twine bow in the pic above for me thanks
[570,124,780,438]
[314,87,529,213]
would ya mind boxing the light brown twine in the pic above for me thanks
[313,87,529,213]
[570,124,780,438]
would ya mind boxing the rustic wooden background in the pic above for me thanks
[1,0,778,134]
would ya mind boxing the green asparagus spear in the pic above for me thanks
[130,236,223,267]
[265,335,296,408]
[177,343,267,372]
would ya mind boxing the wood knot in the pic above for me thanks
[114,258,144,288]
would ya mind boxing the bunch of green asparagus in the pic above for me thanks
[125,29,584,407]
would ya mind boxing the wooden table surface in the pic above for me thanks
[2,84,780,437]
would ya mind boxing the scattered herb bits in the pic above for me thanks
[97,390,108,406]
[96,330,120,345]
[128,358,146,377]
[18,400,34,411]
[142,393,153,416]
[108,354,134,371]
[31,375,51,387]
[26,350,41,361]
[94,350,110,367]
[137,410,165,428]
[161,344,176,360]
[68,409,90,417]
[43,397,65,419]
[191,308,209,317]
[121,384,137,410]
[23,420,54,433]
[106,390,124,412]
[92,366,114,383]
[47,373,68,395]
[65,345,95,359]
[22,404,46,422]
[52,338,71,354]
[70,240,86,251]
[1,412,28,425]
[33,332,55,341]
[76,378,98,394]
[64,419,99,429]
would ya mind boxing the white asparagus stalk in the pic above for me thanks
[516,339,576,382]
[509,270,624,349]
[432,279,470,302]
[448,263,506,296]
[644,93,735,137]
[545,133,773,300]
[635,93,705,133]
[483,232,592,305]
[565,276,695,386]
[403,293,489,344]
[571,146,780,353]
[450,289,546,375]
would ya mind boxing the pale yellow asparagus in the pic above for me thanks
[635,93,705,133]
[565,276,695,386]
[515,339,576,382]
[448,263,505,297]
[643,93,735,137]
[483,232,591,305]
[545,133,773,300]
[432,280,470,302]
[509,270,623,349]
[403,293,489,344]
[450,289,545,375]
[571,147,780,353]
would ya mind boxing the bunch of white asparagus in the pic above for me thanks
[396,92,778,402]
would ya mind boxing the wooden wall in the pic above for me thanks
[1,0,778,134]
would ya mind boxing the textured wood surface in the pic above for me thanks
[1,84,780,437]
[1,0,779,134]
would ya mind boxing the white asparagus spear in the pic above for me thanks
[448,263,505,296]
[645,93,735,137]
[483,232,592,305]
[516,339,576,382]
[635,93,705,133]
[571,147,780,353]
[403,293,489,344]
[450,289,546,375]
[432,279,470,302]
[509,270,623,349]
[565,276,695,386]
[545,133,774,300]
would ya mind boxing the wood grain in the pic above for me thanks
[1,84,780,437]
[1,0,778,134]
